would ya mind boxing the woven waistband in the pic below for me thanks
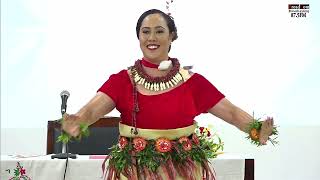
[119,123,197,140]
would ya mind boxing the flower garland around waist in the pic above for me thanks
[107,126,223,179]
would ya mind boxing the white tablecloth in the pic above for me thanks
[1,153,245,180]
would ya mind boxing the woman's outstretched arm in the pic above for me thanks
[208,98,273,145]
[62,92,115,137]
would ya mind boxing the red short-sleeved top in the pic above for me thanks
[98,69,225,129]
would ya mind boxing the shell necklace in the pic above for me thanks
[130,58,184,92]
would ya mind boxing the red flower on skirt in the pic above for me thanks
[178,136,192,151]
[118,136,128,149]
[207,131,211,137]
[155,138,172,153]
[133,137,147,152]
[192,133,200,145]
[199,127,205,134]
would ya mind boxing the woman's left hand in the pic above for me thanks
[259,117,274,145]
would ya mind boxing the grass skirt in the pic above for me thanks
[102,123,216,180]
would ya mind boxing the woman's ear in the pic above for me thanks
[169,32,175,42]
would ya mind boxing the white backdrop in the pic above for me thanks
[1,0,320,179]
[1,0,320,128]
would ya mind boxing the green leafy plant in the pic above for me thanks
[108,125,224,173]
[56,118,90,144]
[246,117,279,146]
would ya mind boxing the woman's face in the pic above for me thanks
[139,13,173,63]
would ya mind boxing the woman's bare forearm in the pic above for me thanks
[209,98,253,133]
[230,106,254,132]
[74,92,115,125]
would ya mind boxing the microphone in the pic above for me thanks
[60,90,70,115]
[51,90,77,160]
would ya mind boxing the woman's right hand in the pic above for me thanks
[61,114,81,137]
[259,117,274,145]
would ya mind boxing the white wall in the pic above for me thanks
[1,0,320,179]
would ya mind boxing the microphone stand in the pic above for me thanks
[50,144,77,159]
[50,91,77,180]
[51,100,77,159]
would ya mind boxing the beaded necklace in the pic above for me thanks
[129,58,184,135]
[131,58,183,91]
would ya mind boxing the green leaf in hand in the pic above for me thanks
[75,123,90,141]
[57,132,71,144]
[56,117,90,144]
